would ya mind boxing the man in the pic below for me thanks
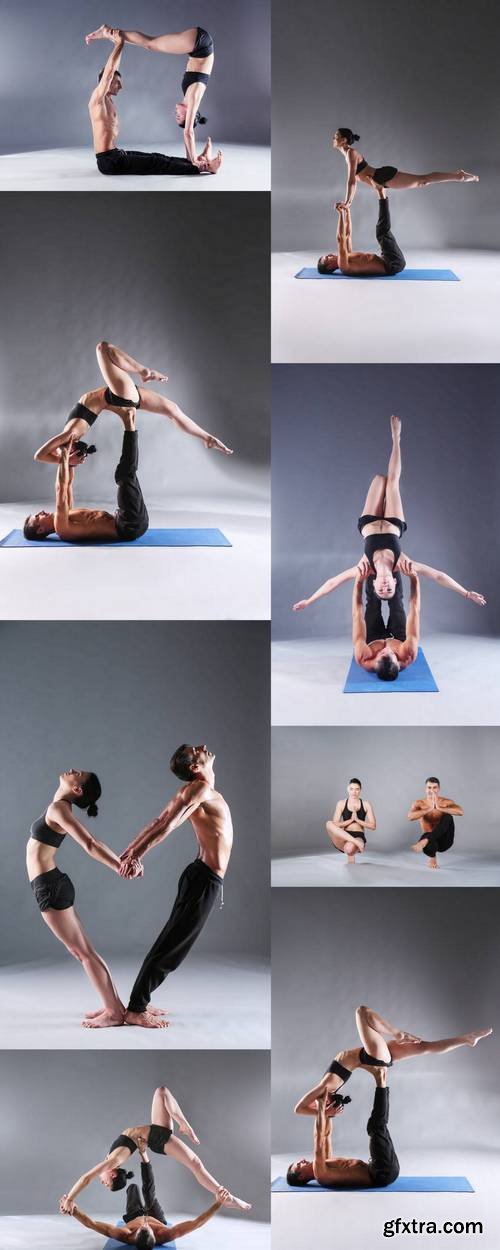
[287,1080,400,1190]
[318,188,406,276]
[88,31,222,177]
[352,563,420,681]
[120,744,233,1029]
[23,412,149,543]
[409,776,464,869]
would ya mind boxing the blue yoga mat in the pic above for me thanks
[105,1219,176,1249]
[344,647,438,693]
[295,267,460,282]
[272,1175,474,1193]
[0,528,231,548]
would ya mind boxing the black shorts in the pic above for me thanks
[191,27,214,56]
[373,165,398,186]
[147,1124,172,1154]
[105,386,141,410]
[358,515,407,537]
[68,401,98,428]
[31,867,75,912]
[359,1047,393,1068]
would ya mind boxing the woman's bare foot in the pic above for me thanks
[391,413,401,439]
[124,1009,169,1029]
[224,1194,252,1211]
[144,1005,169,1017]
[82,1009,124,1028]
[85,24,113,44]
[85,1008,104,1018]
[205,435,233,454]
[140,368,168,384]
[464,1028,493,1046]
[428,857,438,869]
[458,170,479,182]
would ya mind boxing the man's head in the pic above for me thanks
[23,510,55,540]
[170,743,215,783]
[317,253,339,274]
[286,1159,315,1186]
[425,776,440,798]
[375,646,400,682]
[99,68,122,94]
[175,102,207,128]
[135,1225,156,1250]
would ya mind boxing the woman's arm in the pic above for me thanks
[293,565,358,611]
[360,801,376,831]
[294,1078,330,1116]
[162,1192,227,1243]
[401,556,486,604]
[34,429,75,464]
[47,802,122,874]
[182,83,206,164]
[340,150,359,208]
[61,1151,125,1207]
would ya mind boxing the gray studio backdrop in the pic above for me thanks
[272,889,500,1155]
[0,1050,269,1220]
[0,0,270,152]
[272,0,500,250]
[0,193,269,507]
[0,621,269,962]
[272,727,500,858]
[272,365,500,640]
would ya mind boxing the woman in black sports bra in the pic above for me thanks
[326,777,376,864]
[333,127,479,210]
[60,1083,251,1215]
[26,767,138,1029]
[86,24,219,170]
[33,339,233,467]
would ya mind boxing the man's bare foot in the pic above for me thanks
[177,1120,200,1144]
[458,170,479,182]
[124,1009,169,1029]
[464,1028,493,1046]
[206,150,223,174]
[140,368,168,384]
[346,855,357,865]
[85,1008,105,1018]
[428,857,438,869]
[85,24,113,44]
[201,137,213,161]
[411,840,425,853]
[224,1195,252,1211]
[82,1010,124,1028]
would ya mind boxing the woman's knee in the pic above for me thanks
[96,340,110,357]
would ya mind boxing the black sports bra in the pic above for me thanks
[109,1133,137,1156]
[30,811,66,848]
[357,158,368,174]
[364,532,401,572]
[182,70,210,95]
[341,799,366,822]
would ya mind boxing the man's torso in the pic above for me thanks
[315,1157,371,1187]
[414,798,455,833]
[56,508,117,542]
[89,91,119,152]
[190,789,233,875]
[344,252,387,276]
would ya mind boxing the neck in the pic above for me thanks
[53,786,71,803]
[373,553,393,572]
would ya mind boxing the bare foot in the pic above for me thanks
[428,857,438,869]
[140,368,168,384]
[201,137,213,161]
[82,1010,124,1029]
[206,150,223,175]
[85,1008,104,1018]
[178,1120,200,1144]
[144,1005,169,1017]
[346,856,357,865]
[205,435,233,455]
[85,24,113,44]
[224,1195,252,1211]
[391,414,401,439]
[458,170,479,182]
[464,1028,493,1046]
[124,1009,169,1029]
[411,840,425,853]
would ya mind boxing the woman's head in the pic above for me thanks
[99,1166,134,1191]
[60,769,102,818]
[175,102,207,128]
[347,778,362,798]
[286,1159,315,1186]
[334,128,360,149]
[373,569,397,600]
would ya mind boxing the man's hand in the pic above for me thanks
[356,555,371,578]
[59,1195,74,1215]
[216,1186,231,1206]
[119,857,143,879]
[466,590,486,606]
[398,554,414,577]
[335,201,348,211]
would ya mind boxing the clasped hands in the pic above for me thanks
[119,845,144,880]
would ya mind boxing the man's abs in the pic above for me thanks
[89,104,119,153]
[58,509,117,542]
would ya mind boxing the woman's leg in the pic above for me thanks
[355,1005,393,1063]
[139,389,232,453]
[95,341,141,402]
[119,28,197,54]
[386,170,478,190]
[384,414,404,520]
[165,1135,251,1210]
[150,1085,198,1143]
[360,474,387,518]
[41,906,125,1025]
[325,821,365,861]
[389,1028,492,1063]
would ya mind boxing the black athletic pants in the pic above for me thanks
[364,572,407,644]
[127,859,223,1013]
[97,148,201,176]
[422,812,455,857]
[367,1087,400,1187]
[124,1161,167,1224]
[114,430,149,541]
[376,198,406,276]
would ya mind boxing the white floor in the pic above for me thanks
[0,144,270,192]
[272,249,500,363]
[272,634,500,726]
[271,848,500,889]
[0,501,269,620]
[272,1150,499,1249]
[0,955,270,1050]
[0,1214,270,1250]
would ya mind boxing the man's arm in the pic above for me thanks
[91,35,124,103]
[293,565,358,612]
[402,572,420,662]
[336,208,352,271]
[70,1207,130,1242]
[54,446,72,536]
[441,799,464,816]
[408,800,428,821]
[120,780,209,866]
[352,573,371,664]
[160,1192,227,1243]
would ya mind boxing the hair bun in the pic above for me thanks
[353,133,360,142]
[87,444,97,455]
[199,114,207,125]
[126,1171,134,1179]
[87,801,99,818]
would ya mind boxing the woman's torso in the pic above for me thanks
[185,26,214,76]
[26,808,66,880]
[340,798,367,831]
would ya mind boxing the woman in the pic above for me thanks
[33,340,233,466]
[333,127,478,209]
[60,1084,252,1214]
[86,24,217,169]
[293,414,485,679]
[27,767,140,1029]
[326,778,376,864]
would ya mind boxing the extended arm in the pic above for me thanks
[54,446,72,535]
[162,1194,226,1243]
[70,1207,130,1242]
[403,572,420,661]
[402,556,486,605]
[293,565,358,612]
[352,573,370,662]
[62,1147,129,1206]
[336,208,351,270]
[48,802,122,874]
[340,150,359,208]
[120,781,208,866]
[92,36,124,101]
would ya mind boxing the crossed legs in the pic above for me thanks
[325,820,365,863]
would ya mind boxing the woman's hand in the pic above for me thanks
[293,600,309,611]
[466,590,486,606]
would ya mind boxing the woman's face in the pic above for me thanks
[175,102,187,125]
[333,130,345,149]
[99,1168,116,1189]
[374,571,396,599]
[348,783,361,802]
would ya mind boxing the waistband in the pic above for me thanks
[190,857,223,885]
[31,867,63,889]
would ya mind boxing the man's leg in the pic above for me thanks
[114,418,149,541]
[366,1083,400,1187]
[375,192,406,274]
[364,575,387,644]
[97,149,201,176]
[126,863,222,1018]
[140,1161,167,1223]
[387,572,407,641]
[422,814,455,857]
[123,1183,145,1223]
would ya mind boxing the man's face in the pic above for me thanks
[425,781,440,801]
[318,253,339,273]
[288,1158,314,1184]
[109,73,122,95]
[190,744,214,775]
[29,510,54,536]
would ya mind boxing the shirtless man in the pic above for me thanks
[119,744,233,1028]
[317,189,406,276]
[409,776,464,869]
[66,1160,228,1247]
[88,31,221,177]
[352,563,420,678]
[288,1081,399,1190]
[24,413,150,543]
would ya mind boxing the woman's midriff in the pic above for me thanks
[26,838,57,881]
[361,520,401,536]
[185,53,214,74]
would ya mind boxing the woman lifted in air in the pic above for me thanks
[293,415,485,682]
[86,23,219,170]
[326,777,376,864]
[286,1005,492,1188]
[333,127,478,209]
